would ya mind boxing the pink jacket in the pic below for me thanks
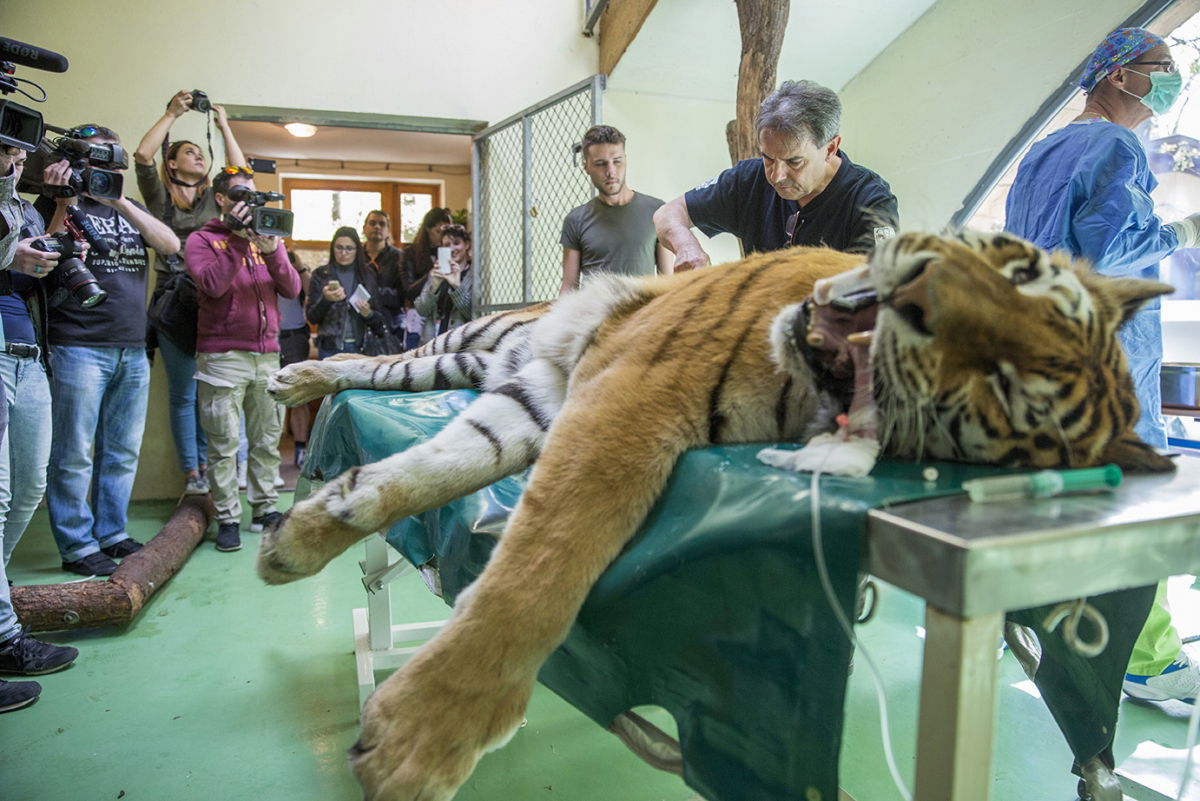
[185,218,301,353]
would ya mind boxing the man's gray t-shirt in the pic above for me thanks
[559,191,663,281]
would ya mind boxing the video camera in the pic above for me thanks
[29,205,114,308]
[0,37,69,152]
[224,186,294,237]
[19,132,127,200]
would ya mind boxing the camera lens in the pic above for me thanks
[90,173,111,193]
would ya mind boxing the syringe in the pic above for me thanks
[962,464,1122,503]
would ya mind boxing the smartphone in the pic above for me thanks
[326,279,340,290]
[437,247,452,275]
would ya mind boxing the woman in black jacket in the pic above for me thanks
[306,227,392,358]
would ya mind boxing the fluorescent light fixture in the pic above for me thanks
[284,122,317,138]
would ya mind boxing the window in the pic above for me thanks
[282,178,441,250]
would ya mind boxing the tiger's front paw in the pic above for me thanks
[351,643,532,801]
[267,359,342,406]
[256,467,388,584]
[759,432,880,477]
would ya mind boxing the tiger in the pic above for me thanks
[260,230,1173,801]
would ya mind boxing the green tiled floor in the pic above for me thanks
[2,494,1197,801]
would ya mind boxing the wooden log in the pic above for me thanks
[12,494,214,633]
[726,0,791,165]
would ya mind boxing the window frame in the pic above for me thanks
[281,177,442,250]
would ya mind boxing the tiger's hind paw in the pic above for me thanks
[267,359,342,406]
[758,432,880,477]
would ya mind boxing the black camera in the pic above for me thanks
[190,89,211,113]
[0,37,69,151]
[31,232,106,308]
[224,186,294,237]
[18,134,127,200]
[31,204,113,308]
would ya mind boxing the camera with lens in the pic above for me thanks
[190,89,211,113]
[29,206,113,308]
[19,133,127,200]
[224,186,294,237]
[0,37,69,151]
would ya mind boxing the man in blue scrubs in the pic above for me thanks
[1007,27,1200,706]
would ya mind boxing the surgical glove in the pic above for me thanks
[1168,212,1200,249]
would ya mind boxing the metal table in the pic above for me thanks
[866,454,1200,801]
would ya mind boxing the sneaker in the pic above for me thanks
[100,539,143,559]
[61,551,118,577]
[215,522,242,552]
[237,461,248,490]
[1124,645,1200,703]
[184,474,210,495]
[249,511,283,533]
[0,679,41,713]
[293,443,306,469]
[0,629,79,675]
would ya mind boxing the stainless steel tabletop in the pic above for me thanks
[866,454,1200,617]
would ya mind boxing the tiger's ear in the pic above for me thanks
[1102,276,1175,326]
[1098,432,1176,473]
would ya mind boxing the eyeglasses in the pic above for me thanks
[1128,60,1177,73]
[221,165,254,176]
[333,245,357,253]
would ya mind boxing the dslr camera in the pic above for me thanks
[189,89,211,113]
[20,132,127,200]
[28,205,113,308]
[224,186,294,237]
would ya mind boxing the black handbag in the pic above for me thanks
[147,259,199,353]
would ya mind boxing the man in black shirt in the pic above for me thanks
[654,80,898,269]
[40,125,180,577]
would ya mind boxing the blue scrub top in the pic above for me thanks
[1005,118,1177,447]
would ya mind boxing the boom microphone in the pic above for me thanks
[0,37,69,73]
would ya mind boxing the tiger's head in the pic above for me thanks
[865,230,1175,473]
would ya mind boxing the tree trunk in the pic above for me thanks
[727,0,791,165]
[12,494,214,632]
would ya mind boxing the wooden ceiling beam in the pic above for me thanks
[598,0,660,76]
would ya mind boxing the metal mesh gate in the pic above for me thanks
[472,76,603,313]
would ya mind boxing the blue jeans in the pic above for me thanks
[47,345,150,562]
[0,353,51,642]
[158,334,207,474]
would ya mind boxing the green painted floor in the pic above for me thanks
[2,492,1197,801]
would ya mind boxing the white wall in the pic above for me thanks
[4,0,598,500]
[604,90,743,265]
[839,0,1147,230]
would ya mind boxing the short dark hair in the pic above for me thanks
[580,125,626,157]
[441,223,468,242]
[212,170,244,198]
[365,209,390,223]
[754,80,841,147]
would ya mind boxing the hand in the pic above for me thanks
[227,200,253,232]
[43,159,73,195]
[252,233,278,254]
[167,90,192,118]
[9,237,60,278]
[443,261,463,289]
[323,283,346,302]
[353,299,372,318]
[1170,212,1200,249]
[671,242,711,272]
[213,104,229,127]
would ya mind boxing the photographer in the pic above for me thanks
[0,147,78,713]
[186,169,299,553]
[135,92,249,495]
[39,124,180,578]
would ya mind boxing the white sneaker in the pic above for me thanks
[1124,644,1200,703]
[184,474,210,496]
[274,474,285,488]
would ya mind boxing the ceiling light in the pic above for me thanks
[284,122,317,138]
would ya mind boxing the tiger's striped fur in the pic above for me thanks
[260,230,1172,801]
